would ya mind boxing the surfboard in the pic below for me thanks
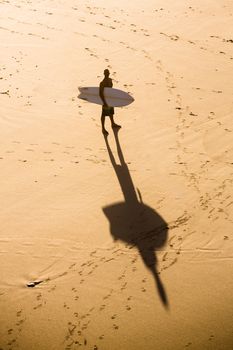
[78,87,134,107]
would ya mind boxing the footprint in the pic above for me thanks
[33,303,43,310]
[99,304,105,311]
[63,302,70,310]
[16,310,22,317]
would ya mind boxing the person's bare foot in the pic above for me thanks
[112,123,121,129]
[102,128,109,135]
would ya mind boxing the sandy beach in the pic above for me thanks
[0,0,233,349]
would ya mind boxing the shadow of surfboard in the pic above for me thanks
[102,130,169,307]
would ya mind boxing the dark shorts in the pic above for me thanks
[102,106,114,117]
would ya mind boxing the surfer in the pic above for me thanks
[99,69,121,135]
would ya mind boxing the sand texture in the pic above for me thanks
[0,0,233,349]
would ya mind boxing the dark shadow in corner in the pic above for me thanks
[102,130,169,308]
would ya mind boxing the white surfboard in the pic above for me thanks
[78,87,134,107]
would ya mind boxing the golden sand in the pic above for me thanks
[0,1,233,349]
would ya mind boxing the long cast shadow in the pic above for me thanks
[102,130,169,307]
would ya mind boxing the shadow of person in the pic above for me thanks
[102,130,169,307]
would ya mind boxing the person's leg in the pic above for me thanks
[101,114,108,134]
[110,115,121,129]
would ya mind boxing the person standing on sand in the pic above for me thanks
[99,69,121,135]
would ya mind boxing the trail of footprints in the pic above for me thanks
[156,59,233,226]
[3,211,189,349]
[1,1,232,63]
[75,4,150,37]
[3,210,225,341]
[0,141,110,176]
[0,3,155,103]
[0,50,28,101]
[5,309,26,350]
[159,32,233,60]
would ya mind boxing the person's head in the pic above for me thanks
[104,69,110,78]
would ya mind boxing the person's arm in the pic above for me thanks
[99,82,108,106]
